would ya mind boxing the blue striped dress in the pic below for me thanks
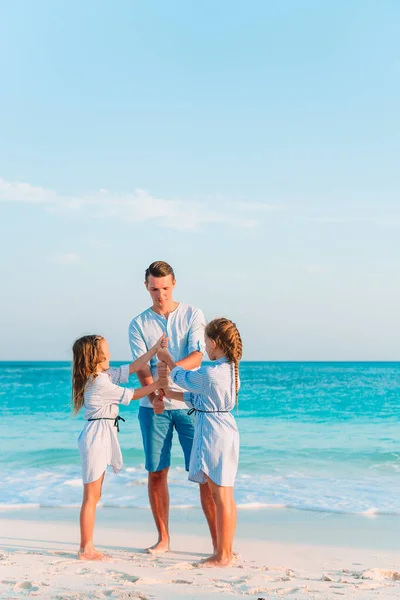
[170,357,239,487]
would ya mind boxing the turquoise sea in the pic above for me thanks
[1,362,399,515]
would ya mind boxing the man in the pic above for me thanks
[129,261,217,553]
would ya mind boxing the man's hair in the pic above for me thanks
[145,261,175,283]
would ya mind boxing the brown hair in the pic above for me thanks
[205,318,243,406]
[72,335,105,414]
[145,261,175,283]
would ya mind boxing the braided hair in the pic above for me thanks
[205,318,243,407]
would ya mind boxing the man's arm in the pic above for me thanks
[176,308,206,370]
[136,366,157,405]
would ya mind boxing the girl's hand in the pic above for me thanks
[152,333,168,354]
[157,347,171,363]
[130,333,168,375]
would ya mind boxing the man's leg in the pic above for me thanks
[148,467,170,553]
[173,410,217,550]
[138,407,173,554]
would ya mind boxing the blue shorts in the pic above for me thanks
[138,406,195,472]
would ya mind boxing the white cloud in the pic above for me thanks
[0,177,267,231]
[311,216,348,224]
[376,216,400,227]
[241,219,259,228]
[0,178,58,204]
[3,177,399,232]
[52,253,80,264]
[311,215,400,226]
[236,201,284,211]
[304,264,328,275]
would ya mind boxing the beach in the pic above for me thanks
[1,507,399,599]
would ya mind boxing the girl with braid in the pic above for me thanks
[156,318,242,567]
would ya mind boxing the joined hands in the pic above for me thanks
[153,338,171,415]
[153,389,166,414]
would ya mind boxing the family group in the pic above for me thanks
[72,261,242,567]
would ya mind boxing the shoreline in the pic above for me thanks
[1,509,399,599]
[1,505,399,550]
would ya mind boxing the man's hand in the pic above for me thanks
[153,390,165,415]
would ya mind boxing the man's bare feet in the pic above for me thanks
[78,547,109,561]
[146,538,170,554]
[199,553,233,567]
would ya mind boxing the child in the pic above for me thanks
[156,318,242,567]
[72,333,168,561]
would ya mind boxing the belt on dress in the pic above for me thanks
[187,408,230,416]
[87,415,125,432]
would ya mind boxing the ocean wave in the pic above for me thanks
[1,501,399,517]
[0,464,399,517]
[0,503,41,511]
[2,362,400,519]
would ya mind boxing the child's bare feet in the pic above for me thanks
[212,545,240,560]
[78,547,109,561]
[146,538,170,554]
[199,553,233,567]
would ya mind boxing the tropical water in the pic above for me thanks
[1,362,399,515]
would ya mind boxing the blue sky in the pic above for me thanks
[1,0,399,360]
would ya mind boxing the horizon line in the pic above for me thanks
[1,360,399,364]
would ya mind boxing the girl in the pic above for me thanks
[72,333,168,561]
[156,318,242,567]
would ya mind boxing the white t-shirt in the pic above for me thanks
[128,303,206,409]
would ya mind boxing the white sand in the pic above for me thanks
[1,510,399,599]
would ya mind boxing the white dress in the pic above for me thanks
[170,357,240,487]
[78,365,133,483]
